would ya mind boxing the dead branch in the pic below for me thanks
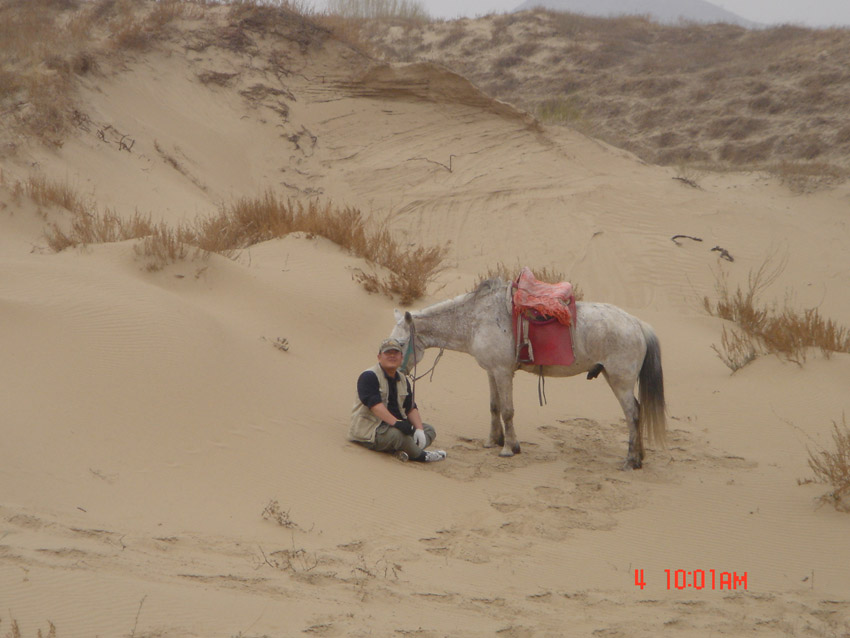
[671,234,703,245]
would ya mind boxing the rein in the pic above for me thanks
[404,317,444,403]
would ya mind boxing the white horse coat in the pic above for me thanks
[390,278,666,468]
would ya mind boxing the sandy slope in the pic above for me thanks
[1,10,849,638]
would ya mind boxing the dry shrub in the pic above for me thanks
[805,415,850,512]
[704,255,850,371]
[105,0,193,50]
[261,499,298,528]
[17,174,153,249]
[135,222,192,271]
[2,618,56,638]
[719,138,775,164]
[315,13,377,55]
[494,54,522,70]
[772,161,848,193]
[513,41,540,57]
[45,207,156,252]
[534,97,583,125]
[326,0,429,20]
[437,26,466,49]
[16,174,87,213]
[711,325,758,373]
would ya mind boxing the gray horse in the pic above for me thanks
[390,278,666,469]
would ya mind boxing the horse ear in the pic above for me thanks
[394,309,403,322]
[404,311,413,324]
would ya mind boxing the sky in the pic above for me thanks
[312,0,850,27]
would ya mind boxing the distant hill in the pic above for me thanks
[514,0,758,27]
[362,11,850,191]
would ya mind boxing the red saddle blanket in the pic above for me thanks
[512,267,576,366]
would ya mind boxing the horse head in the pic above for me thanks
[391,309,424,375]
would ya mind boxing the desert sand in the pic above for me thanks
[1,6,849,637]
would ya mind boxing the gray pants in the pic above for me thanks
[365,422,437,458]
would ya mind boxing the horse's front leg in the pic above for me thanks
[484,371,504,449]
[494,370,520,456]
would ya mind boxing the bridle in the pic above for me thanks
[402,317,444,403]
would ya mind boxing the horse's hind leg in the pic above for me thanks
[485,371,505,449]
[607,375,643,469]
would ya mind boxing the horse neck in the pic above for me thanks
[413,293,478,353]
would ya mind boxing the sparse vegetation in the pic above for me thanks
[0,0,196,151]
[262,499,298,528]
[0,0,354,155]
[27,176,447,302]
[704,255,850,371]
[0,618,57,638]
[6,1,850,192]
[258,500,319,572]
[256,544,319,573]
[533,97,584,126]
[360,10,850,190]
[803,415,850,512]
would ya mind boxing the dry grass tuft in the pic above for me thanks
[805,415,850,512]
[1,618,57,638]
[704,255,850,371]
[27,172,158,252]
[712,325,758,372]
[134,221,193,272]
[15,174,88,214]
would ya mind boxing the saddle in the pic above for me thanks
[512,267,576,367]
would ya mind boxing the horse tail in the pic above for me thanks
[638,322,667,449]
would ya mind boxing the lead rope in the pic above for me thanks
[406,319,445,406]
[407,319,419,405]
[414,348,444,383]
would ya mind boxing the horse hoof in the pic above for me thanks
[622,458,642,470]
[512,442,521,454]
[499,447,515,457]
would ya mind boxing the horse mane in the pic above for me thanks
[474,277,508,295]
[469,277,509,302]
[415,278,507,318]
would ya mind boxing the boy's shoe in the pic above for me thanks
[423,450,447,462]
[395,451,409,462]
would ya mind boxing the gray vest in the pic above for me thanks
[349,363,410,443]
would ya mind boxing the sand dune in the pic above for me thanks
[1,5,849,637]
